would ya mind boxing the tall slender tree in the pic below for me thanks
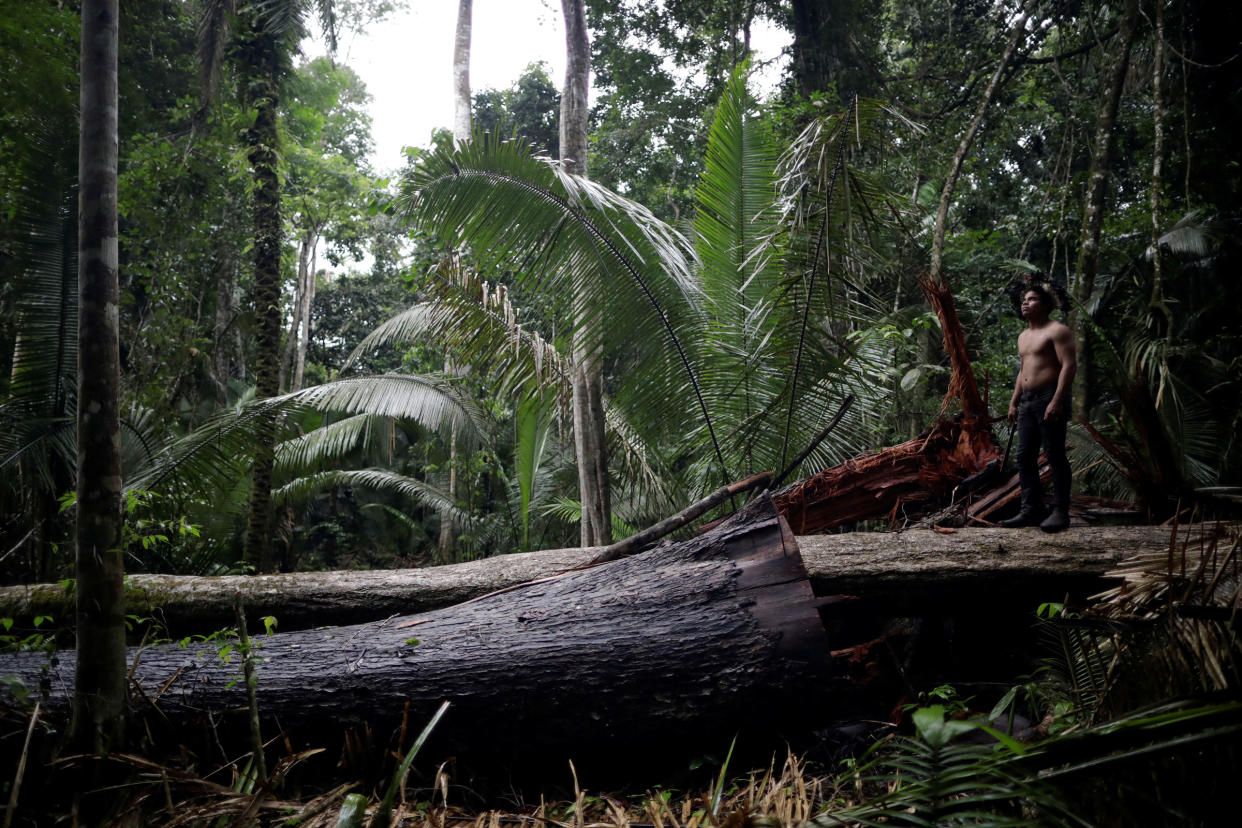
[1071,0,1140,417]
[238,4,293,571]
[71,0,126,754]
[452,0,473,141]
[197,0,336,571]
[440,0,473,559]
[561,0,611,546]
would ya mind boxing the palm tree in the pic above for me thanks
[126,371,487,570]
[0,125,77,584]
[680,72,905,490]
[357,70,907,537]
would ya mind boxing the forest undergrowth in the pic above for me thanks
[3,521,1238,827]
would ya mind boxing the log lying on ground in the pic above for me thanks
[799,523,1231,614]
[0,508,830,759]
[0,546,600,634]
[0,525,1219,634]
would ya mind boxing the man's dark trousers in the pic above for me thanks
[1015,384,1071,514]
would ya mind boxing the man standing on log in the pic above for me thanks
[1002,277,1076,532]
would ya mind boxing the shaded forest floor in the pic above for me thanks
[4,519,1240,827]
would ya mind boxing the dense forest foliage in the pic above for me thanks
[1,0,1241,823]
[2,0,1240,580]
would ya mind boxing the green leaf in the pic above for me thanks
[515,393,553,550]
[912,705,979,748]
[371,700,451,828]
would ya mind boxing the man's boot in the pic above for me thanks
[1040,508,1069,533]
[1000,505,1046,528]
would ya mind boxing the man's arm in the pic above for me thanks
[1045,325,1077,421]
[1008,353,1024,422]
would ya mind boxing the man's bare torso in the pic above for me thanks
[1017,321,1069,390]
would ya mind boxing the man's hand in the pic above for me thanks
[1008,401,1018,422]
[1043,397,1064,421]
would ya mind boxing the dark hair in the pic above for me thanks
[1022,285,1054,311]
[1007,272,1067,316]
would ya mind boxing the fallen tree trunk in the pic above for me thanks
[0,546,600,635]
[0,508,830,761]
[0,525,1216,634]
[798,523,1231,614]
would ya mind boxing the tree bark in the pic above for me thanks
[279,229,313,392]
[240,17,285,573]
[292,237,316,392]
[0,525,1212,637]
[210,247,239,405]
[1147,0,1173,353]
[281,229,317,394]
[1072,0,1140,419]
[73,0,126,755]
[560,0,611,546]
[441,0,473,558]
[1,510,831,761]
[452,0,473,142]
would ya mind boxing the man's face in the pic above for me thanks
[1020,290,1048,319]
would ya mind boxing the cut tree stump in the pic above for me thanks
[0,507,830,760]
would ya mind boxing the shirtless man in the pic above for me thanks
[1001,283,1077,532]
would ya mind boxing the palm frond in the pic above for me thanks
[196,0,236,104]
[310,0,336,51]
[344,258,570,400]
[2,122,77,419]
[288,374,484,439]
[253,0,308,40]
[689,67,789,480]
[603,403,678,518]
[129,374,480,495]
[824,706,1088,828]
[514,393,554,550]
[400,134,727,485]
[1148,210,1216,260]
[769,98,917,472]
[273,413,382,479]
[272,468,473,528]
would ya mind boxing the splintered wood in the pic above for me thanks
[771,273,1001,534]
[774,417,1000,534]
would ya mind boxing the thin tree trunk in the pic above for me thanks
[211,249,238,405]
[291,233,317,392]
[561,0,611,546]
[71,0,126,755]
[440,0,473,559]
[1148,0,1172,358]
[1072,0,1140,419]
[241,23,284,573]
[452,0,473,141]
[278,233,309,392]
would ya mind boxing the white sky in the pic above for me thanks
[306,1,789,175]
